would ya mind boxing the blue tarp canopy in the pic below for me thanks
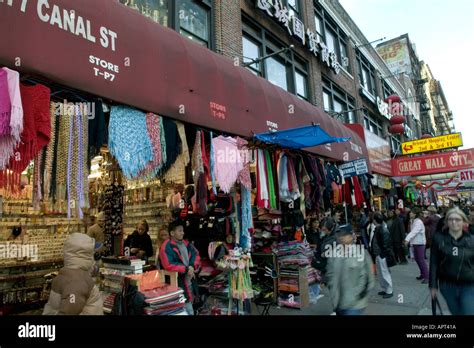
[254,124,350,150]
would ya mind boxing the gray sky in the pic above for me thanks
[339,0,474,149]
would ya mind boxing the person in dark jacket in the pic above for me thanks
[306,218,322,247]
[124,220,153,261]
[312,217,337,279]
[371,213,394,298]
[430,207,474,315]
[424,206,441,249]
[468,206,474,234]
[160,220,201,315]
[389,210,407,264]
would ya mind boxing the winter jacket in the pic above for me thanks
[43,233,103,315]
[405,218,426,245]
[429,230,474,289]
[327,249,374,311]
[160,239,201,302]
[424,214,440,248]
[389,217,405,245]
[371,224,393,259]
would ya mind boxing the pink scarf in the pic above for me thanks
[0,67,23,169]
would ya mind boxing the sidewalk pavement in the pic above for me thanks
[265,254,451,316]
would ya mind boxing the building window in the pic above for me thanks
[382,80,394,100]
[242,15,310,101]
[322,77,356,123]
[178,0,210,47]
[314,2,350,72]
[119,0,212,48]
[266,57,288,91]
[120,0,169,26]
[286,0,301,18]
[363,110,384,136]
[390,135,401,154]
[295,70,308,100]
[357,51,377,96]
[242,36,261,75]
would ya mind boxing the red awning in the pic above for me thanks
[0,0,367,161]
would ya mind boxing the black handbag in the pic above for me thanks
[432,296,444,316]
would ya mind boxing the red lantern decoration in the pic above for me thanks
[385,95,401,103]
[389,124,405,134]
[390,115,406,125]
[421,134,432,139]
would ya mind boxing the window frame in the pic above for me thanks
[242,14,310,101]
[119,0,214,50]
[357,50,377,97]
[363,109,384,137]
[314,2,351,73]
[322,76,356,123]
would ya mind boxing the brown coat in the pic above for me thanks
[43,233,103,315]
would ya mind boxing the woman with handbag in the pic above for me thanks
[429,207,474,315]
[404,207,429,284]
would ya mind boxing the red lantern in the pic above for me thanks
[389,124,405,134]
[385,95,401,103]
[390,115,406,125]
[421,134,432,139]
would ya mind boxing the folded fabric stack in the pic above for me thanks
[305,265,320,285]
[278,293,301,308]
[142,285,186,316]
[276,241,312,266]
[103,292,117,314]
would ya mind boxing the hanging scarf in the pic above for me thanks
[56,103,71,210]
[0,69,11,137]
[212,136,242,194]
[236,137,251,190]
[256,149,269,208]
[240,184,253,250]
[163,121,189,182]
[210,131,217,195]
[108,105,153,179]
[157,118,181,177]
[43,103,56,200]
[138,113,163,178]
[9,83,51,174]
[264,150,277,209]
[0,68,23,170]
[87,98,106,164]
[192,130,204,185]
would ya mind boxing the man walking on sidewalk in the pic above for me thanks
[371,213,394,299]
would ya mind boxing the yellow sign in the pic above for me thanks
[401,133,463,155]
